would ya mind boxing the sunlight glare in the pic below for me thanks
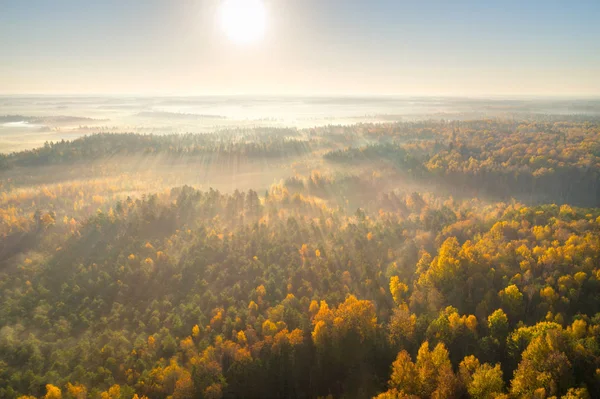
[220,0,267,45]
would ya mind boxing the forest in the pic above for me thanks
[1,119,600,399]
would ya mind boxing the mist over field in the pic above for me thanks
[3,96,600,152]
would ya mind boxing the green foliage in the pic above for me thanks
[2,120,600,398]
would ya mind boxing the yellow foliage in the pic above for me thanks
[448,312,462,331]
[256,285,266,297]
[210,309,224,329]
[248,300,259,314]
[465,315,478,333]
[192,324,201,339]
[309,300,319,316]
[388,305,416,345]
[262,320,278,336]
[299,243,309,257]
[312,320,329,347]
[574,271,587,285]
[288,328,304,346]
[569,319,587,340]
[237,330,247,345]
[180,336,195,353]
[389,276,408,305]
[203,384,222,399]
[313,300,333,326]
[40,212,55,228]
[156,251,167,261]
[540,286,558,302]
[312,295,377,345]
[100,385,120,399]
[44,384,62,399]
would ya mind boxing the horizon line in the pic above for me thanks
[1,92,600,100]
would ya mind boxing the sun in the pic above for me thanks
[219,0,267,45]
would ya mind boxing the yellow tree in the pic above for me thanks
[173,372,194,399]
[66,383,87,399]
[389,351,419,395]
[44,385,62,399]
[100,385,120,399]
[389,276,409,306]
[459,355,504,399]
[415,341,458,398]
[311,296,379,396]
[487,309,509,342]
[192,324,201,340]
[510,332,572,398]
[498,284,524,321]
[388,304,416,347]
[381,342,458,398]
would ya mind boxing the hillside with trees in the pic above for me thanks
[1,120,600,398]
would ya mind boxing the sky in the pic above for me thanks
[1,0,600,96]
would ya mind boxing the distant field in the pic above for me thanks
[2,95,600,153]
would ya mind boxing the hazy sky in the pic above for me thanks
[1,0,599,96]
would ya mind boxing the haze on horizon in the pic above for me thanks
[1,0,600,97]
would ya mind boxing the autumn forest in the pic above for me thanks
[2,119,600,399]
